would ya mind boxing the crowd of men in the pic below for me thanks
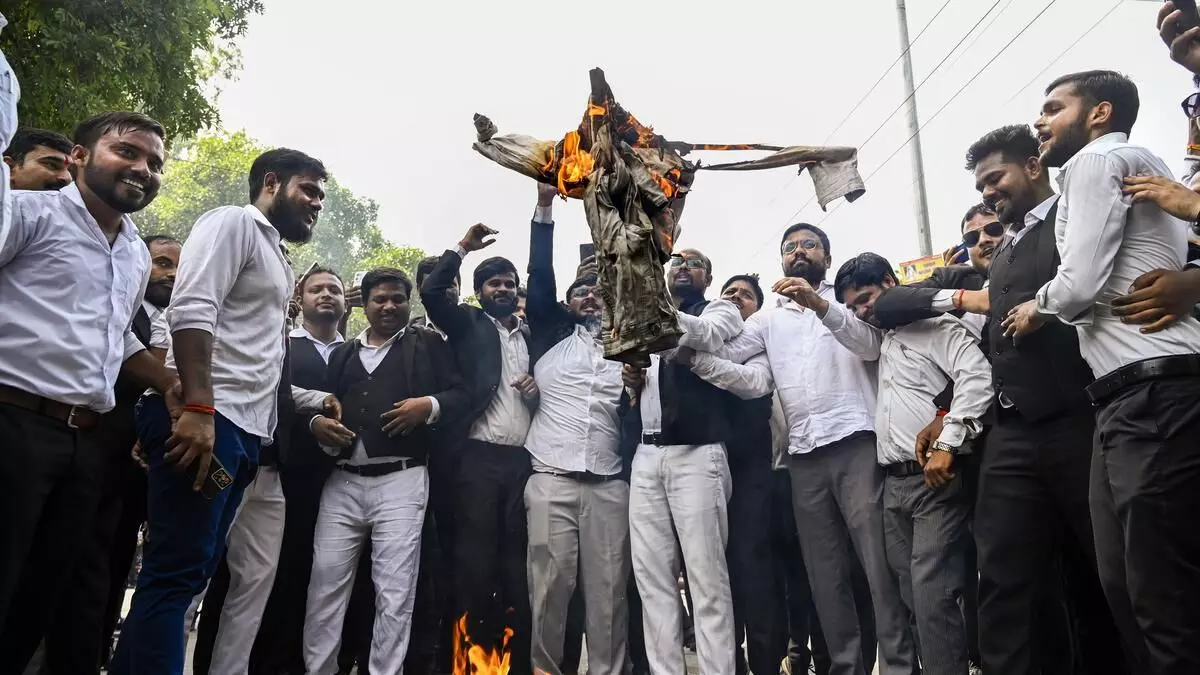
[3,5,1200,675]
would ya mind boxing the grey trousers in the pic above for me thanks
[787,433,916,675]
[883,472,970,675]
[525,473,630,675]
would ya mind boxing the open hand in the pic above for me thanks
[312,415,356,447]
[1123,175,1200,222]
[1113,267,1200,333]
[165,412,215,491]
[459,223,498,253]
[1001,299,1046,343]
[381,398,434,437]
[1159,2,1200,76]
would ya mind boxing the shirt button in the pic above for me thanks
[1001,286,1009,294]
[360,408,367,413]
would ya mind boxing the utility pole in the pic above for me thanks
[896,0,934,257]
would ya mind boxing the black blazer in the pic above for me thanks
[526,220,577,365]
[872,265,987,330]
[102,305,157,450]
[420,249,533,429]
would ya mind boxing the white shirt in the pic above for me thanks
[164,204,293,440]
[721,283,880,455]
[1036,132,1200,377]
[1012,194,1059,246]
[0,183,150,412]
[289,325,345,364]
[142,299,164,325]
[875,315,993,465]
[526,324,625,475]
[0,27,18,251]
[468,314,532,447]
[640,300,745,434]
[341,329,440,466]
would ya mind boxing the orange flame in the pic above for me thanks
[452,613,512,675]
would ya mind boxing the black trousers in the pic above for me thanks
[1091,376,1200,675]
[0,403,105,673]
[427,439,462,674]
[453,440,532,674]
[626,573,650,675]
[976,406,1130,675]
[36,415,145,675]
[727,456,786,675]
[771,469,831,675]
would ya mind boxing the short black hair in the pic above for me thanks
[4,128,73,162]
[415,255,460,289]
[73,112,165,150]
[834,252,898,303]
[473,256,520,293]
[960,203,996,231]
[142,234,180,247]
[780,223,831,258]
[566,273,598,302]
[300,265,343,292]
[1045,70,1139,135]
[677,248,712,276]
[360,267,413,300]
[965,124,1039,172]
[248,148,328,202]
[721,274,765,309]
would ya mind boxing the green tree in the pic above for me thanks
[140,130,386,279]
[1,0,264,139]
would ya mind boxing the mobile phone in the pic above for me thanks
[294,261,320,294]
[199,455,234,500]
[579,243,596,262]
[353,270,368,287]
[1172,0,1200,31]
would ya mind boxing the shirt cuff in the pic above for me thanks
[425,396,441,424]
[936,420,968,448]
[1035,281,1092,326]
[932,289,957,312]
[453,244,467,259]
[533,205,553,224]
[309,414,323,432]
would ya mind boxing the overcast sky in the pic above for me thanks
[216,0,1187,295]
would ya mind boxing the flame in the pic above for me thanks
[452,613,512,675]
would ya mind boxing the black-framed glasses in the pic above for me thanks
[781,239,820,255]
[963,221,1005,247]
[1183,92,1200,119]
[669,256,707,269]
[569,285,597,300]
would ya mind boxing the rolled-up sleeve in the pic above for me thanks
[167,208,254,335]
[676,299,743,352]
[122,330,145,361]
[1036,153,1128,325]
[291,386,330,414]
[927,319,993,448]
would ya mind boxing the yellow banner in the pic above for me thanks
[896,254,945,284]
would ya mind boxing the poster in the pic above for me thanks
[896,254,945,284]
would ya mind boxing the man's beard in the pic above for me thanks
[481,295,516,319]
[144,280,172,308]
[578,313,603,337]
[271,193,315,244]
[83,163,157,213]
[1041,116,1090,168]
[785,258,826,286]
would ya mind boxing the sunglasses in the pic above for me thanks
[1183,92,1200,119]
[963,221,1005,248]
[781,239,820,255]
[669,257,707,270]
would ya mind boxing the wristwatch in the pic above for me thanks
[930,440,958,456]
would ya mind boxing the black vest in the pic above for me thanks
[724,394,773,464]
[656,300,734,446]
[333,335,441,461]
[987,204,1095,422]
[290,336,329,390]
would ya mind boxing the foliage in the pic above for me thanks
[0,0,264,140]
[140,130,387,280]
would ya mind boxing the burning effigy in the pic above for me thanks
[473,68,866,365]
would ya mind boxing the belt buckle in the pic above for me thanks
[66,406,81,429]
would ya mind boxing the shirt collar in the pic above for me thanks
[244,204,282,247]
[356,327,405,349]
[62,182,139,244]
[486,311,524,336]
[1023,193,1060,229]
[1057,132,1129,185]
[142,299,162,321]
[289,325,345,346]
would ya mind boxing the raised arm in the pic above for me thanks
[872,286,945,330]
[526,185,572,335]
[819,299,882,361]
[689,351,774,400]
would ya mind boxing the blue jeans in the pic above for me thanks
[108,396,260,675]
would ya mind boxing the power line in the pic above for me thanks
[942,0,1017,74]
[1003,0,1124,104]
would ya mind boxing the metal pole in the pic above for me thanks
[896,0,934,257]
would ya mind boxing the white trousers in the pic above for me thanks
[629,443,734,675]
[525,473,631,675]
[303,465,428,675]
[209,466,287,675]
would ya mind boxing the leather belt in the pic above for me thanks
[552,470,622,484]
[883,460,924,478]
[1086,354,1200,405]
[0,385,101,430]
[641,432,667,446]
[337,457,425,477]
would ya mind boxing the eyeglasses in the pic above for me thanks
[1183,92,1200,119]
[569,285,597,299]
[781,239,820,255]
[669,257,707,270]
[962,221,1005,247]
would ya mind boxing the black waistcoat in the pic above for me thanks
[656,300,734,446]
[289,336,329,390]
[987,205,1095,422]
[724,394,773,464]
[334,335,438,461]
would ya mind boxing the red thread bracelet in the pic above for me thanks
[182,404,217,416]
[936,409,948,418]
